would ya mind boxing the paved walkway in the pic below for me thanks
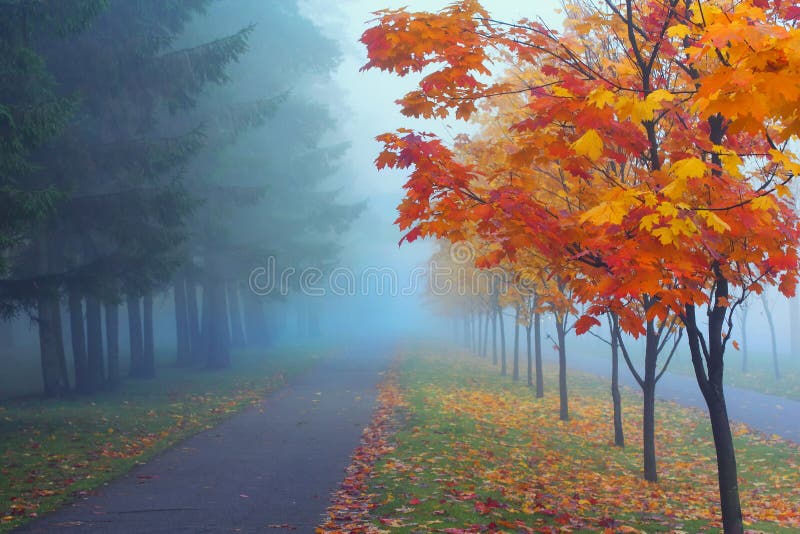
[567,352,800,443]
[16,345,392,533]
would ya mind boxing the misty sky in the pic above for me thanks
[296,1,562,272]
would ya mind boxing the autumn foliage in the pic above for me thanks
[362,1,800,531]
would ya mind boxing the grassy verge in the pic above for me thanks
[361,351,800,533]
[0,347,320,532]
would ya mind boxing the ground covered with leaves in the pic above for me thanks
[321,351,800,533]
[0,349,319,533]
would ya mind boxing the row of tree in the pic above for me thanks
[0,1,360,396]
[363,1,800,532]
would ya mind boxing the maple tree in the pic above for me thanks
[362,1,800,531]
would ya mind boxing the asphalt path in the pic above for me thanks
[15,345,392,533]
[566,352,800,443]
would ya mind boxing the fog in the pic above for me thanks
[0,0,796,400]
[0,2,798,532]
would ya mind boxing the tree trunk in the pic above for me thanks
[85,295,105,391]
[186,280,202,363]
[476,311,483,357]
[142,294,155,378]
[642,379,657,482]
[642,319,658,482]
[526,323,533,387]
[512,306,520,381]
[204,264,231,369]
[203,280,231,369]
[610,314,624,447]
[37,293,69,397]
[556,314,568,421]
[127,296,145,378]
[242,290,268,347]
[760,293,780,380]
[498,305,506,376]
[491,307,497,366]
[482,309,490,358]
[685,294,744,533]
[68,288,90,394]
[174,276,191,366]
[105,302,119,389]
[463,312,471,350]
[534,312,543,398]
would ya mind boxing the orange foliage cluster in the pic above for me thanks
[362,0,800,332]
[316,370,407,534]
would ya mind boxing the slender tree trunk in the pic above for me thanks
[105,302,119,389]
[473,310,478,352]
[526,323,533,387]
[206,279,231,369]
[463,312,471,350]
[127,296,145,378]
[476,311,483,357]
[86,296,105,391]
[534,312,543,398]
[556,314,568,421]
[685,292,744,533]
[242,290,268,347]
[186,280,202,363]
[759,294,780,380]
[686,118,744,533]
[512,306,520,381]
[204,257,231,369]
[498,305,506,376]
[609,314,624,447]
[482,309,490,358]
[37,293,69,397]
[142,294,155,378]
[174,276,191,366]
[491,307,498,366]
[642,319,658,482]
[68,288,90,394]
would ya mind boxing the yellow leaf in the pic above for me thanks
[580,200,626,225]
[552,85,574,98]
[750,195,776,211]
[587,88,615,109]
[639,213,660,231]
[670,217,698,236]
[647,89,675,105]
[661,178,687,200]
[652,227,675,245]
[776,184,791,197]
[571,129,603,161]
[699,211,731,233]
[667,24,690,39]
[670,157,707,179]
[656,202,678,218]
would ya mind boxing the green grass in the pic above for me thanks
[363,351,800,533]
[0,347,320,532]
